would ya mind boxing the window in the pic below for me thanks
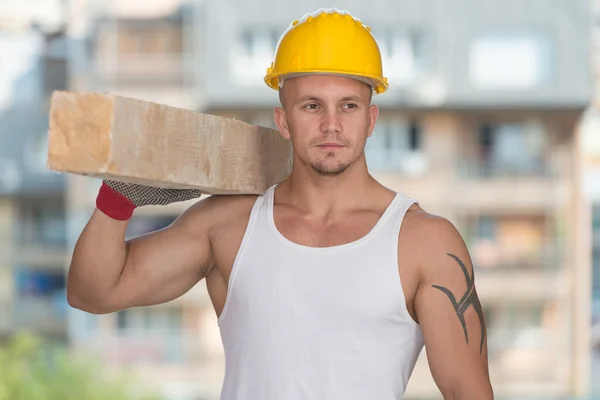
[25,132,50,173]
[116,308,182,332]
[408,123,420,151]
[469,34,553,90]
[365,119,426,175]
[14,266,65,297]
[485,304,546,353]
[477,216,496,240]
[116,21,183,55]
[0,157,21,192]
[581,110,600,158]
[475,121,547,177]
[17,199,66,246]
[113,308,187,363]
[96,19,185,86]
[594,248,600,296]
[593,206,600,236]
[230,27,279,86]
[251,114,277,130]
[470,215,551,272]
[593,207,600,297]
[374,28,423,87]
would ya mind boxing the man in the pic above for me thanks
[67,8,494,400]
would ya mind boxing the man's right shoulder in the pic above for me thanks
[204,194,259,215]
[181,193,260,226]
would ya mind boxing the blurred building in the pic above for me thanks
[200,1,592,399]
[63,1,221,399]
[62,1,593,400]
[0,2,70,343]
[586,0,600,395]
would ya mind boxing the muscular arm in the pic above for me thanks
[413,216,493,400]
[67,196,220,314]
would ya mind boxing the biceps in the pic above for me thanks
[415,271,490,392]
[117,226,211,307]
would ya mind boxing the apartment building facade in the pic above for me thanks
[64,1,223,399]
[199,0,592,399]
[64,0,593,399]
[0,17,70,343]
[586,0,600,395]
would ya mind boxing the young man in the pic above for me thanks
[66,8,494,400]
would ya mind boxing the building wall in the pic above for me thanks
[61,1,593,399]
[63,3,221,398]
[0,198,14,337]
[200,0,590,110]
[0,22,70,341]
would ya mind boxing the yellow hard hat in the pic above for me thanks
[264,8,389,94]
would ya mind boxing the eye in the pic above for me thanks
[342,103,358,110]
[304,103,320,110]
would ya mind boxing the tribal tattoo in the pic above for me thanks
[432,253,486,354]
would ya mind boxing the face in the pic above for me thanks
[273,75,378,176]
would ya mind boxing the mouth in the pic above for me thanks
[316,142,345,150]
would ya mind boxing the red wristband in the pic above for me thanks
[96,182,136,221]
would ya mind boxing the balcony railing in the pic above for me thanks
[467,236,563,274]
[3,294,68,335]
[457,159,556,180]
[486,326,562,382]
[89,329,204,365]
[92,54,190,86]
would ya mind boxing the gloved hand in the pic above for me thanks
[96,179,202,220]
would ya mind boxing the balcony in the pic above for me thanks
[12,243,68,269]
[89,329,204,366]
[593,228,600,249]
[475,271,567,302]
[467,236,567,301]
[0,240,10,267]
[0,294,68,336]
[92,54,189,87]
[405,327,571,399]
[453,174,566,212]
[0,226,67,269]
[458,156,557,179]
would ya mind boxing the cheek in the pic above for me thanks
[342,116,370,140]
[287,114,318,144]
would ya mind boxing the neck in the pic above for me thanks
[276,154,382,215]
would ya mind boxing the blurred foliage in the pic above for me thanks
[0,332,163,400]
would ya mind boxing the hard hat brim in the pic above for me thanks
[265,70,389,94]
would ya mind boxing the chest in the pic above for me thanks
[229,247,407,327]
[208,203,421,325]
[273,209,383,248]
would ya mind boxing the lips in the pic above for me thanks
[317,142,344,149]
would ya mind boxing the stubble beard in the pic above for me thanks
[311,153,351,176]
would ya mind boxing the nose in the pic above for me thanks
[320,108,342,134]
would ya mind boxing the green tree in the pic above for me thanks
[0,332,163,400]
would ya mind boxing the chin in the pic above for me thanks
[310,161,350,176]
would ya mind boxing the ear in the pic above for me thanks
[274,107,291,140]
[367,104,379,138]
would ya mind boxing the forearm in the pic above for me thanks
[443,382,494,400]
[67,208,129,313]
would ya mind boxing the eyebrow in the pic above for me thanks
[295,95,364,103]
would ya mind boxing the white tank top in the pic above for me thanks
[217,185,424,400]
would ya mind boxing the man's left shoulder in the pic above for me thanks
[402,206,463,245]
[400,207,471,275]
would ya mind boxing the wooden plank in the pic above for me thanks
[47,91,292,195]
